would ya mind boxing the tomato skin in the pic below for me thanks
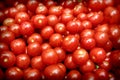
[95,69,109,80]
[41,26,54,40]
[27,33,43,44]
[72,48,89,66]
[80,37,96,50]
[27,0,39,12]
[0,26,8,33]
[36,4,48,15]
[110,50,120,68]
[27,42,41,57]
[88,11,104,26]
[82,72,97,80]
[73,3,88,16]
[47,15,58,26]
[0,0,120,79]
[5,67,23,80]
[104,6,120,24]
[49,33,63,47]
[94,32,109,47]
[66,70,82,80]
[32,14,47,29]
[41,49,58,65]
[54,47,66,63]
[41,43,52,52]
[90,48,106,64]
[64,54,77,69]
[49,6,63,16]
[8,7,18,18]
[61,13,74,24]
[3,18,15,26]
[44,64,66,80]
[54,23,66,34]
[62,35,79,52]
[66,20,83,34]
[16,54,30,69]
[109,25,120,40]
[0,30,15,45]
[0,51,16,68]
[80,29,95,38]
[0,42,9,52]
[9,24,21,37]
[24,68,42,80]
[77,13,87,21]
[88,0,105,11]
[95,24,109,33]
[79,59,95,73]
[10,38,26,55]
[15,12,30,24]
[31,56,45,71]
[20,21,34,36]
[15,3,27,12]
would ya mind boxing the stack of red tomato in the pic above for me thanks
[0,0,120,80]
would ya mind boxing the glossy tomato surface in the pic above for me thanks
[0,0,120,80]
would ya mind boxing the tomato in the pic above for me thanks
[32,14,47,29]
[36,4,48,15]
[94,32,109,47]
[62,35,79,52]
[44,64,66,80]
[15,12,30,24]
[66,70,82,80]
[110,50,120,68]
[61,13,74,24]
[15,3,27,12]
[27,0,39,12]
[41,49,58,65]
[27,33,43,44]
[41,43,52,52]
[31,56,45,71]
[64,54,77,69]
[16,54,30,69]
[49,6,63,16]
[90,48,106,64]
[8,7,18,18]
[95,69,109,80]
[82,72,97,80]
[54,23,66,34]
[0,51,16,68]
[41,26,54,40]
[20,21,34,36]
[10,38,26,55]
[0,26,8,33]
[9,24,21,37]
[72,48,89,65]
[104,6,120,24]
[49,33,63,47]
[54,47,66,62]
[27,42,41,57]
[0,0,119,79]
[80,29,95,38]
[80,37,96,50]
[5,67,23,80]
[79,59,95,73]
[0,42,9,52]
[24,68,42,80]
[47,15,58,26]
[3,18,15,26]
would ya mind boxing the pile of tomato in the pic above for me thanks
[0,0,120,80]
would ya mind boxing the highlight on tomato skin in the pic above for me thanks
[0,0,120,80]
